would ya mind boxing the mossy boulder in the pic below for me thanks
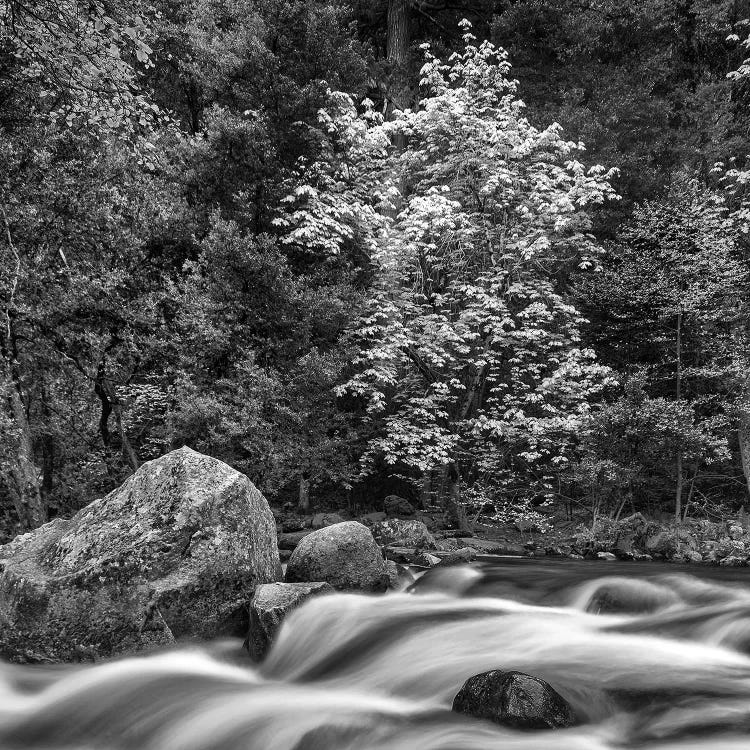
[0,447,282,662]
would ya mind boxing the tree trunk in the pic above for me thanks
[1,364,46,530]
[419,471,432,510]
[386,0,412,168]
[95,357,139,473]
[739,418,750,500]
[675,309,683,524]
[298,472,311,514]
[443,462,472,535]
[111,394,140,473]
[0,200,46,529]
[39,384,54,505]
[387,0,411,111]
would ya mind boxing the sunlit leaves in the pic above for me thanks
[278,23,617,500]
[2,0,162,133]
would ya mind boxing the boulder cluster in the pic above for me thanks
[0,451,461,663]
[572,512,750,566]
[0,448,590,733]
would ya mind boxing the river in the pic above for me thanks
[2,558,750,749]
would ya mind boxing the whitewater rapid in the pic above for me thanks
[2,559,750,749]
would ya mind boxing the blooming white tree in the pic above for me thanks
[277,22,618,525]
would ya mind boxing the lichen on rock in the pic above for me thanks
[0,447,282,662]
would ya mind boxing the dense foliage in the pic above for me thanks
[3,0,750,536]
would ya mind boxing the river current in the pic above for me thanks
[2,558,750,749]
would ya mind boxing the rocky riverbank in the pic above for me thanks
[276,501,750,569]
[2,447,749,665]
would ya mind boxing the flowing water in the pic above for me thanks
[3,558,750,749]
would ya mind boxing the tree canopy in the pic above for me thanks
[3,1,750,535]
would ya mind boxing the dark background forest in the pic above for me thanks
[4,0,750,539]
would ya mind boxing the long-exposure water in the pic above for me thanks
[3,558,750,749]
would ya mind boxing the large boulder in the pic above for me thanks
[246,582,333,660]
[371,519,437,550]
[452,670,575,730]
[286,521,387,591]
[0,447,281,662]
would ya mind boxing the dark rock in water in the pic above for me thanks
[0,447,282,662]
[246,581,333,660]
[311,512,346,530]
[286,521,387,591]
[384,495,415,517]
[584,579,680,614]
[371,519,437,550]
[452,670,575,730]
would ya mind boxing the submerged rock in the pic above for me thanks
[584,578,680,614]
[286,521,387,591]
[452,670,575,730]
[0,447,281,662]
[246,581,333,660]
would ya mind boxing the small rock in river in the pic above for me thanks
[452,670,575,730]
